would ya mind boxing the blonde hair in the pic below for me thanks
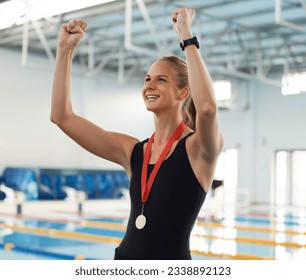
[158,56,196,131]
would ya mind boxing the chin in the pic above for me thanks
[144,101,155,111]
[145,106,155,112]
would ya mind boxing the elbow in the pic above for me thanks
[50,111,59,125]
[50,110,74,127]
[50,111,56,124]
[198,103,218,118]
[50,112,67,126]
[50,115,57,125]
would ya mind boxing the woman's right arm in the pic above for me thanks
[50,20,138,175]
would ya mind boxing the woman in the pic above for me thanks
[51,8,224,260]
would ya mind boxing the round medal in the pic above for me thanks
[135,214,146,230]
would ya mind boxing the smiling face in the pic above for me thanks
[142,60,184,114]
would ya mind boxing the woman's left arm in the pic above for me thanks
[173,8,224,163]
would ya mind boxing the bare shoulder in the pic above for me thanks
[185,133,223,193]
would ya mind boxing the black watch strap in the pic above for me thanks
[180,36,199,51]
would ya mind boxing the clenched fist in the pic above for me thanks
[58,19,88,49]
[172,8,195,40]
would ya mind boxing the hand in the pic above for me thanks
[58,19,88,49]
[172,8,195,40]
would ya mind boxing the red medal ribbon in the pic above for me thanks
[141,121,186,205]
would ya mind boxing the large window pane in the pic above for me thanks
[292,151,306,207]
[275,150,306,207]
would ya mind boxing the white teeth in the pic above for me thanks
[146,95,159,100]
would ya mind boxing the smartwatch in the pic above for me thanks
[180,36,199,51]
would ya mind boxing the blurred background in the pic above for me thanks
[0,0,305,260]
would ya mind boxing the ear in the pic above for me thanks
[177,87,190,100]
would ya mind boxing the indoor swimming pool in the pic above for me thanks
[1,202,305,260]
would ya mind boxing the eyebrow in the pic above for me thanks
[145,74,169,79]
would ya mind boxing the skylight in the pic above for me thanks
[282,72,306,95]
[0,0,115,30]
[213,80,232,101]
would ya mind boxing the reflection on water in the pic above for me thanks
[1,207,306,260]
[190,207,306,260]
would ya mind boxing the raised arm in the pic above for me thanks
[172,8,224,164]
[50,20,138,175]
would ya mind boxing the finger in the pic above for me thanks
[70,25,85,34]
[172,12,178,23]
[66,19,87,33]
[66,19,77,32]
[74,19,85,31]
[80,20,88,31]
[61,23,68,30]
[75,19,84,27]
[70,19,88,32]
[189,8,195,18]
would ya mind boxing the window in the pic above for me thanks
[275,150,306,207]
[213,80,231,101]
[282,72,306,95]
[214,149,238,205]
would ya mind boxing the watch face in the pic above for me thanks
[180,41,184,50]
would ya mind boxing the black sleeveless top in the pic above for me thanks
[114,133,206,260]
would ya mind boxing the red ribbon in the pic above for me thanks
[141,121,186,204]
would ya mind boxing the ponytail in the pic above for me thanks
[182,95,196,131]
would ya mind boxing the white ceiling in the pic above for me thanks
[0,0,306,85]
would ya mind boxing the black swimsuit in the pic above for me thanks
[114,133,206,260]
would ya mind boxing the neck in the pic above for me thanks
[153,114,184,145]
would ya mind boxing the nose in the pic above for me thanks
[144,79,156,90]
